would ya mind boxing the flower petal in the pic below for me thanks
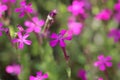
[29,76,36,80]
[59,39,66,47]
[42,73,48,79]
[24,40,32,45]
[105,62,112,67]
[18,42,24,49]
[99,64,106,71]
[50,33,58,39]
[50,40,58,47]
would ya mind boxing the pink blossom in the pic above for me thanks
[0,2,8,17]
[98,77,104,80]
[12,31,32,49]
[95,9,112,21]
[50,30,72,47]
[77,69,87,80]
[68,0,85,16]
[94,54,112,71]
[15,1,33,18]
[108,28,120,42]
[68,19,83,35]
[2,0,16,3]
[24,17,45,33]
[6,64,21,75]
[29,71,48,80]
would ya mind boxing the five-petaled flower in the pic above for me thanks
[6,64,21,75]
[94,54,112,71]
[108,28,120,43]
[24,17,45,33]
[68,0,85,16]
[50,30,72,47]
[29,71,48,80]
[15,1,33,18]
[12,31,32,49]
[95,9,112,21]
[0,2,8,17]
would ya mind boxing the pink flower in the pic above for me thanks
[77,69,87,80]
[6,64,21,75]
[50,30,72,47]
[98,77,104,80]
[2,0,16,3]
[68,17,83,35]
[108,28,120,42]
[29,71,48,80]
[12,31,32,49]
[15,1,33,18]
[94,54,112,71]
[0,2,8,17]
[24,17,45,33]
[95,9,112,21]
[68,0,85,16]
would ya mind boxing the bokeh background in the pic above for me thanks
[0,0,120,80]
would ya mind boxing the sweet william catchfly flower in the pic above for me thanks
[95,9,112,21]
[12,31,32,49]
[77,69,87,80]
[94,54,112,71]
[50,29,72,47]
[24,17,45,33]
[29,71,48,80]
[15,1,33,18]
[68,0,85,16]
[6,64,21,75]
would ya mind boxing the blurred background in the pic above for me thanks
[0,0,120,80]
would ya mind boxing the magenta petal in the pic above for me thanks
[59,40,66,47]
[99,64,106,71]
[39,20,45,26]
[24,40,32,45]
[24,21,31,27]
[94,61,99,67]
[29,76,35,80]
[19,12,25,18]
[34,27,40,33]
[15,8,21,12]
[12,39,18,43]
[18,42,24,49]
[36,71,42,76]
[26,28,33,33]
[105,56,112,61]
[105,62,112,67]
[60,30,67,35]
[50,40,58,47]
[42,73,48,79]
[98,55,104,60]
[17,32,22,38]
[1,5,8,11]
[32,17,39,22]
[50,33,58,39]
[6,66,13,73]
[23,34,29,39]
